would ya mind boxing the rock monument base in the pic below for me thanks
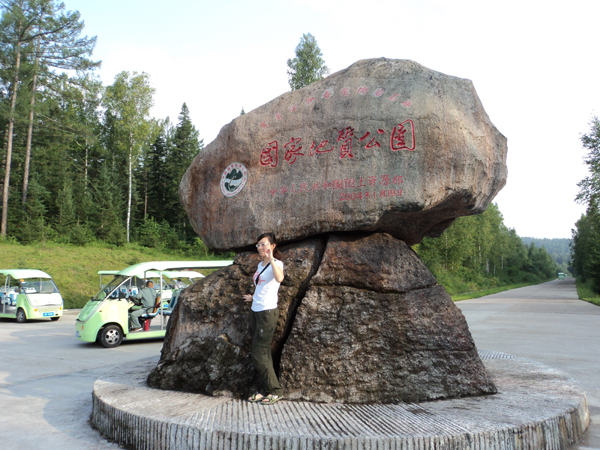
[148,232,495,403]
[94,352,589,450]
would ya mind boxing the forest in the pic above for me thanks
[414,204,560,295]
[0,1,560,297]
[571,116,600,298]
[520,237,571,272]
[0,0,203,250]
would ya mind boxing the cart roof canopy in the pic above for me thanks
[98,270,119,276]
[161,270,204,279]
[116,261,233,278]
[98,269,205,279]
[0,269,53,279]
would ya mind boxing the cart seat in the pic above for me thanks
[139,295,162,320]
[161,295,179,316]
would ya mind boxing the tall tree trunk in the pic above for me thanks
[144,167,147,219]
[127,132,133,243]
[84,138,89,192]
[22,49,39,209]
[1,37,22,238]
[1,127,9,194]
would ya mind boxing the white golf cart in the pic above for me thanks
[76,260,232,347]
[0,269,64,322]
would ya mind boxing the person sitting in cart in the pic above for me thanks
[129,280,156,332]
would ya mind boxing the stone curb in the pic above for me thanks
[91,351,589,450]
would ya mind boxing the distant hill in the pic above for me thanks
[521,237,571,266]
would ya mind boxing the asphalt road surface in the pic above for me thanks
[457,278,600,450]
[0,278,598,449]
[0,310,164,449]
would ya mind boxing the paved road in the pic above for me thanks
[0,279,597,449]
[0,310,164,450]
[457,278,600,450]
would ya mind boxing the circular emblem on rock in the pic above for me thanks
[220,163,248,197]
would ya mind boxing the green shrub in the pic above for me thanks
[576,277,600,306]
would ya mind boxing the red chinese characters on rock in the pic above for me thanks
[256,84,415,131]
[391,120,415,151]
[338,189,403,202]
[260,141,279,167]
[337,127,355,159]
[260,121,416,166]
[359,131,381,150]
[309,140,334,156]
[268,172,405,201]
[284,137,304,165]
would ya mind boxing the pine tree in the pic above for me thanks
[146,124,169,223]
[287,33,329,91]
[164,103,202,238]
[0,0,98,237]
[577,116,600,208]
[19,176,50,243]
[21,0,99,209]
[91,162,124,243]
[55,181,75,238]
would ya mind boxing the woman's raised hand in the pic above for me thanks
[264,246,273,260]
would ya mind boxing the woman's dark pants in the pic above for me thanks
[250,308,283,397]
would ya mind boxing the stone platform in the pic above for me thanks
[91,351,589,450]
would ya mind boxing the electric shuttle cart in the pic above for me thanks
[0,269,64,322]
[75,260,232,348]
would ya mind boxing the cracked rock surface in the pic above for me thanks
[148,233,496,403]
[180,58,507,252]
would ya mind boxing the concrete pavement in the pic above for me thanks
[0,278,597,449]
[0,310,164,450]
[457,278,600,449]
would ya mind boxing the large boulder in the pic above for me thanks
[180,58,507,252]
[279,233,496,403]
[148,233,496,403]
[147,237,325,396]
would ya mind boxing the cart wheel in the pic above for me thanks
[50,316,60,321]
[99,325,123,348]
[16,308,27,323]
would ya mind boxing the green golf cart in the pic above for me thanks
[75,260,232,348]
[97,268,204,309]
[0,269,64,322]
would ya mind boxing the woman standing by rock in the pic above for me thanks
[243,232,285,404]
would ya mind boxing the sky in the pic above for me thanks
[65,0,600,239]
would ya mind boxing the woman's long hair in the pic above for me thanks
[257,232,283,260]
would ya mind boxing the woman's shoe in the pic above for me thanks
[261,394,282,405]
[248,393,264,403]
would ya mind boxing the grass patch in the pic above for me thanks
[451,282,541,301]
[0,240,232,309]
[575,277,600,306]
